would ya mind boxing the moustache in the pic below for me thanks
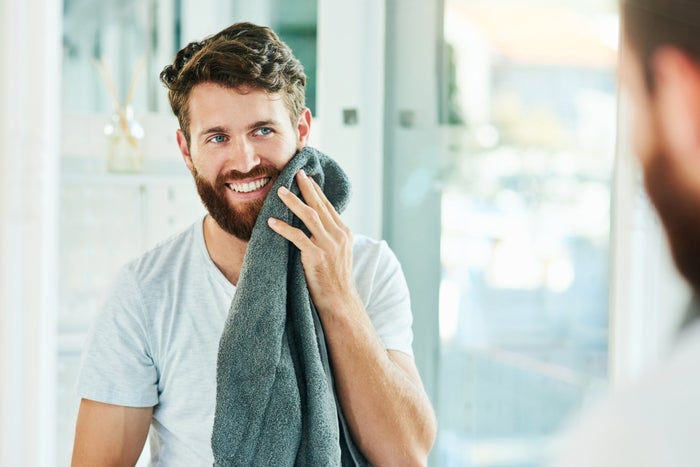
[215,166,280,186]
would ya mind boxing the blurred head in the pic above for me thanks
[622,0,700,91]
[621,0,700,292]
[160,21,307,145]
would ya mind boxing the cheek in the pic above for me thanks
[189,146,223,175]
[188,159,218,185]
[264,139,299,169]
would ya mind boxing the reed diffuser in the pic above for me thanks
[93,57,145,173]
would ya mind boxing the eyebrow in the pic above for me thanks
[247,120,279,131]
[198,126,228,140]
[197,120,280,140]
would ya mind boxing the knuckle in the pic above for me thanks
[307,210,322,226]
[338,228,353,247]
[293,229,308,244]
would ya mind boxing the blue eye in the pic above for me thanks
[210,135,227,143]
[255,127,272,136]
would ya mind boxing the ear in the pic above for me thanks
[176,129,195,173]
[652,47,700,179]
[296,107,312,148]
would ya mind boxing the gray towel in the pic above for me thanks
[212,146,369,466]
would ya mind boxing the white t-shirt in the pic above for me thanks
[547,319,700,467]
[77,217,414,466]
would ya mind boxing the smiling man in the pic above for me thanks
[71,22,435,467]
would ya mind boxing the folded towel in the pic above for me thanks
[212,146,368,466]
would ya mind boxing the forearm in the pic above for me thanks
[270,172,436,462]
[319,298,437,466]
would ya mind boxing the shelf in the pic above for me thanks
[61,155,192,185]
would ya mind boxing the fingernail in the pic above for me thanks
[267,217,277,226]
[298,169,307,178]
[278,186,289,195]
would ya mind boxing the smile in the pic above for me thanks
[226,177,271,193]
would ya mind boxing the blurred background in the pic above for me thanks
[0,0,691,465]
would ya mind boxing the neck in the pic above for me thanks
[202,215,248,285]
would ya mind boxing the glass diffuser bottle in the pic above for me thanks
[104,105,144,172]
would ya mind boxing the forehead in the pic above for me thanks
[186,83,289,128]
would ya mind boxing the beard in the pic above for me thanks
[193,165,279,241]
[644,149,700,294]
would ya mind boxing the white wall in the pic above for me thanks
[382,0,443,407]
[181,0,236,43]
[316,0,386,239]
[0,0,62,465]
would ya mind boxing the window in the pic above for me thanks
[436,1,618,464]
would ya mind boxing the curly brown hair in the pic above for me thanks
[160,22,307,143]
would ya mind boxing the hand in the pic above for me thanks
[267,170,360,315]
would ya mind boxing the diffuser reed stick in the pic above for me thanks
[92,56,146,172]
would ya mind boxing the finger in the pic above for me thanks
[277,185,332,242]
[307,177,351,240]
[267,216,317,251]
[296,170,334,227]
[308,177,345,227]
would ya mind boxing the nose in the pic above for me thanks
[228,137,260,174]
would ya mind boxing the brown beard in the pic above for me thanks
[644,151,700,294]
[193,166,279,241]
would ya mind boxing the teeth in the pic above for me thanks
[228,177,270,193]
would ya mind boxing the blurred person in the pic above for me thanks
[549,1,700,466]
[71,22,435,467]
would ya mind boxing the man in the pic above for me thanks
[72,22,436,466]
[548,1,700,466]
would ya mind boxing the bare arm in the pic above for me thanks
[72,399,152,467]
[268,170,437,466]
[320,297,437,466]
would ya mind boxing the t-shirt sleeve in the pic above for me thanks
[76,265,159,407]
[356,239,414,357]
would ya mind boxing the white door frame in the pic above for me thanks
[0,0,62,465]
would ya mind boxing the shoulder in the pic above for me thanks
[549,331,700,467]
[626,322,700,411]
[351,234,413,354]
[351,234,408,296]
[122,220,201,285]
[351,234,403,272]
[351,233,386,255]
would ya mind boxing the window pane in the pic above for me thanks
[61,0,318,115]
[438,1,618,465]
